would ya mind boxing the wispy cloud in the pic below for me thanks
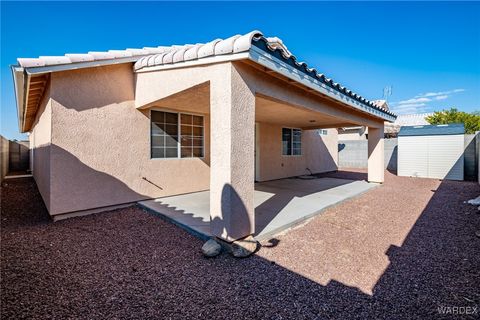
[391,88,465,115]
[398,97,431,104]
[392,103,429,115]
[415,88,465,98]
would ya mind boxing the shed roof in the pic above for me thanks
[398,123,465,137]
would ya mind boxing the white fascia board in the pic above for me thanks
[23,56,141,75]
[135,52,250,73]
[11,66,26,132]
[248,45,396,122]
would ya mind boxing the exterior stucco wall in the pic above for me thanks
[338,131,367,141]
[30,85,52,211]
[305,128,339,174]
[28,59,384,217]
[257,123,338,181]
[48,63,210,216]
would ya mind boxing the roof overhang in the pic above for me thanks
[12,30,397,132]
[11,66,25,132]
[135,47,397,122]
[247,45,396,122]
[11,56,142,133]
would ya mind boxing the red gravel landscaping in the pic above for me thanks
[1,171,479,319]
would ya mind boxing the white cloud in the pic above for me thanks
[398,97,431,104]
[391,103,428,115]
[395,103,427,108]
[390,88,465,115]
[415,88,465,98]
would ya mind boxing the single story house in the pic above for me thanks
[11,30,396,242]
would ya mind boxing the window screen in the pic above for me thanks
[151,111,178,158]
[151,110,204,159]
[282,128,302,156]
[282,128,292,155]
[292,129,302,155]
[180,114,204,158]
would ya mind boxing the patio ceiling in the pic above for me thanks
[139,80,364,129]
[256,95,360,129]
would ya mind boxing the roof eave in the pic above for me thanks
[247,45,396,122]
[13,57,142,133]
[135,47,396,122]
[23,56,141,76]
[11,65,27,133]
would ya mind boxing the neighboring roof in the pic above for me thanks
[373,100,389,110]
[383,112,433,134]
[394,113,433,126]
[12,30,396,133]
[398,123,465,137]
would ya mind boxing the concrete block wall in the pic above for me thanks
[338,138,397,171]
[0,135,9,181]
[8,140,30,172]
[464,134,478,181]
[477,131,480,185]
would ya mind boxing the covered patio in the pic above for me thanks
[134,31,396,243]
[139,175,377,241]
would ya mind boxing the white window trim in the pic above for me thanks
[282,127,303,157]
[149,108,205,160]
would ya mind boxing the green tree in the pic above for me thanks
[426,108,480,134]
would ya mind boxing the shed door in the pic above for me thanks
[398,136,429,178]
[427,135,464,180]
[399,134,464,180]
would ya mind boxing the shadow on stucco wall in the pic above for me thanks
[34,144,154,217]
[211,184,253,241]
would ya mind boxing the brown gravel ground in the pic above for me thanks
[1,170,479,320]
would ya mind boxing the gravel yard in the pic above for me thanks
[1,171,479,319]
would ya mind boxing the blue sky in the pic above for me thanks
[1,1,479,140]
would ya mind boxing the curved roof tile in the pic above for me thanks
[16,30,395,118]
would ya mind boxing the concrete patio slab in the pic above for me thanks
[138,176,378,241]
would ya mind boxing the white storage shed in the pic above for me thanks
[398,123,465,181]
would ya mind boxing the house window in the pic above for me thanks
[151,110,204,159]
[282,128,302,156]
[180,113,204,158]
[318,129,328,136]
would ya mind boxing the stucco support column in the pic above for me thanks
[210,64,255,242]
[368,124,385,183]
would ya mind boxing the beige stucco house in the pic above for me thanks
[12,30,396,242]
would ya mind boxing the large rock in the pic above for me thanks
[467,196,480,206]
[202,239,222,257]
[230,235,258,258]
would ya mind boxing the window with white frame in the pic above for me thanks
[318,129,328,136]
[151,110,204,159]
[282,128,302,156]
